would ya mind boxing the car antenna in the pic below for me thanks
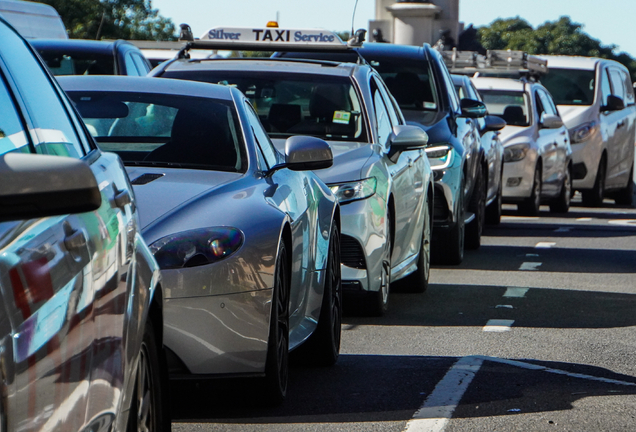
[351,0,359,40]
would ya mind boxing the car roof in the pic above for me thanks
[537,55,600,71]
[57,75,235,100]
[162,58,358,78]
[30,38,131,54]
[472,77,529,92]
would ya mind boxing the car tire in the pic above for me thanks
[366,211,392,316]
[614,165,634,206]
[485,167,503,225]
[399,198,431,293]
[127,319,167,432]
[432,186,464,265]
[465,167,485,250]
[549,165,572,213]
[582,157,606,207]
[294,223,342,366]
[519,166,541,216]
[262,240,290,405]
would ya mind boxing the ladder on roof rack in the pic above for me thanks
[440,48,548,80]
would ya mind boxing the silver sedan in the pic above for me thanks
[60,75,342,403]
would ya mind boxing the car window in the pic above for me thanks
[0,25,84,158]
[67,90,246,172]
[132,53,150,75]
[245,101,279,168]
[540,68,596,106]
[162,70,368,143]
[609,68,626,102]
[538,90,557,117]
[440,64,460,113]
[372,84,393,149]
[36,49,116,76]
[600,68,612,107]
[479,89,531,127]
[124,53,139,76]
[0,72,30,156]
[455,84,466,100]
[374,77,400,126]
[621,69,635,106]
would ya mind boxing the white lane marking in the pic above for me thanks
[535,242,556,248]
[495,305,513,309]
[502,216,539,220]
[554,227,571,232]
[608,219,636,226]
[519,262,542,271]
[525,253,539,257]
[404,356,484,432]
[503,287,529,298]
[483,319,514,332]
[576,217,592,222]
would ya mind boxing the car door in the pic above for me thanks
[375,76,425,262]
[244,102,314,337]
[0,24,135,430]
[538,89,569,192]
[533,88,562,195]
[598,66,622,186]
[606,67,633,187]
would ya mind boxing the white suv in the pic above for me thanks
[540,55,636,206]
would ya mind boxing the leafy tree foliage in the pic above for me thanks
[477,17,636,81]
[41,0,176,40]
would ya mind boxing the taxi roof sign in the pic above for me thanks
[185,27,357,52]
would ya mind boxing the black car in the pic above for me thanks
[276,43,488,264]
[30,38,152,76]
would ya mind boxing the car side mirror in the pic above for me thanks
[388,125,429,161]
[540,114,564,129]
[0,153,102,221]
[602,94,625,112]
[459,98,487,118]
[483,115,506,132]
[284,135,333,171]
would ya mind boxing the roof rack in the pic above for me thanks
[440,48,548,80]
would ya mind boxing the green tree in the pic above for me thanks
[41,0,176,40]
[477,16,636,81]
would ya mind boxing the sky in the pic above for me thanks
[151,0,636,57]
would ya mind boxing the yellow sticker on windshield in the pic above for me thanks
[333,111,351,124]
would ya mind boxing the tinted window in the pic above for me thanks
[132,53,150,75]
[479,90,530,127]
[373,85,393,148]
[0,73,30,156]
[609,68,626,102]
[0,26,83,158]
[124,53,139,76]
[600,69,612,106]
[538,90,557,116]
[367,58,438,111]
[540,68,596,106]
[440,64,460,113]
[245,102,279,169]
[162,70,367,143]
[37,50,116,76]
[68,91,246,172]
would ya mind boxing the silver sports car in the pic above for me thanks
[60,75,342,403]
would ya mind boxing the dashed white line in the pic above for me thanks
[554,227,571,232]
[608,219,636,226]
[483,319,515,332]
[495,305,514,309]
[404,356,484,432]
[576,217,592,222]
[535,242,556,248]
[503,287,529,298]
[519,262,542,271]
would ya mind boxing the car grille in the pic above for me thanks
[341,235,366,269]
[572,162,587,180]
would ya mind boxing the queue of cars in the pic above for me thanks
[1,13,635,430]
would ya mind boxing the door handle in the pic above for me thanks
[113,188,131,208]
[64,229,87,251]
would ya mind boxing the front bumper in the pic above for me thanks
[569,135,603,190]
[430,153,463,230]
[502,151,539,201]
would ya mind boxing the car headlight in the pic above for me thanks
[328,177,377,204]
[569,121,598,144]
[425,144,453,169]
[504,143,530,162]
[149,227,243,269]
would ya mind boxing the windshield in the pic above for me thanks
[67,91,246,172]
[540,68,596,106]
[36,51,116,75]
[162,71,367,142]
[366,58,438,111]
[478,90,531,127]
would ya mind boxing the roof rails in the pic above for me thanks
[440,48,548,80]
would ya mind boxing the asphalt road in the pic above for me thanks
[170,195,636,432]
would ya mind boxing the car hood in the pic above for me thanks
[556,105,594,128]
[126,166,241,230]
[272,138,375,183]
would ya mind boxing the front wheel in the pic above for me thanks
[262,240,290,405]
[582,158,606,207]
[550,165,572,213]
[518,167,541,216]
[294,223,342,366]
[432,186,464,265]
[465,168,485,250]
[614,165,634,206]
[127,319,166,432]
[366,211,392,316]
[486,167,503,225]
[400,199,431,293]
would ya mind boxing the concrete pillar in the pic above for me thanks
[386,2,442,46]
